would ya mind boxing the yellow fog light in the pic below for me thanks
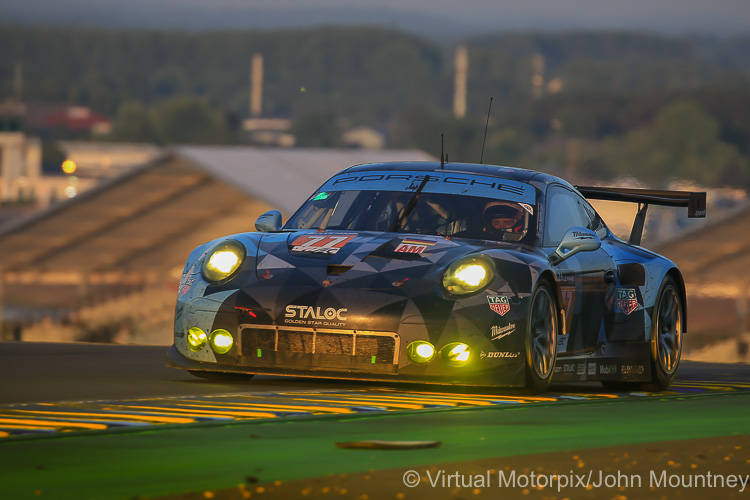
[442,255,495,296]
[202,240,246,283]
[209,329,234,354]
[187,327,207,352]
[440,342,471,367]
[406,341,435,364]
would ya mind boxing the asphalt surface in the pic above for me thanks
[1,341,749,500]
[2,340,748,404]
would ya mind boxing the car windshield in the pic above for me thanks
[285,190,535,243]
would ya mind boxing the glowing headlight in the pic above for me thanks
[209,329,234,354]
[440,342,472,367]
[187,327,207,351]
[442,255,495,296]
[202,240,246,282]
[406,341,436,364]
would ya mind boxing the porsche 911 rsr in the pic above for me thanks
[167,161,705,392]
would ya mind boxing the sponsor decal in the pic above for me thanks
[588,362,597,376]
[260,269,273,280]
[180,277,195,296]
[599,363,617,375]
[481,351,520,359]
[562,363,576,373]
[556,272,575,285]
[557,335,569,353]
[290,234,356,255]
[616,288,640,315]
[322,280,333,287]
[488,296,511,316]
[519,203,534,215]
[392,278,410,288]
[622,364,646,375]
[576,363,585,375]
[572,230,595,240]
[395,238,436,254]
[312,192,329,201]
[491,324,516,341]
[285,305,348,327]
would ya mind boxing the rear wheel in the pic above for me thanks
[525,282,558,393]
[646,276,683,391]
[188,370,255,381]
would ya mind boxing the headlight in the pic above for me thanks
[202,240,246,283]
[209,329,234,354]
[406,341,435,364]
[187,327,207,351]
[440,342,471,367]
[442,255,495,296]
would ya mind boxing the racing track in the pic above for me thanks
[1,341,749,499]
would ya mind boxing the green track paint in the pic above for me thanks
[1,393,748,500]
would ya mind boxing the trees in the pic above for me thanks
[603,101,750,187]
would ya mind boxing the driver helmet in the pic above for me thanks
[483,202,524,235]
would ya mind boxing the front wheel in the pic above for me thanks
[524,281,558,393]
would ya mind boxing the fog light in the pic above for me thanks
[187,327,207,352]
[209,329,234,354]
[407,341,435,364]
[440,342,471,367]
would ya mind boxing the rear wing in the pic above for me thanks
[575,186,706,246]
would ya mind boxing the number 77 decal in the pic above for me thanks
[291,234,356,254]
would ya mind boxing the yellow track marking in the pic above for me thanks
[5,409,195,424]
[267,397,426,410]
[102,405,278,419]
[0,418,108,430]
[161,400,354,414]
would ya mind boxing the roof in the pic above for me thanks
[344,161,558,185]
[0,146,433,289]
[176,146,433,214]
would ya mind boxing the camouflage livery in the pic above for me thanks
[168,162,700,390]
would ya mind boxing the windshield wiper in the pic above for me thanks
[388,176,430,232]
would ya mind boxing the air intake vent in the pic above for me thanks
[327,264,353,276]
[618,263,645,287]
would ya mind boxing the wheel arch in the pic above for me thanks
[537,269,566,337]
[664,267,687,333]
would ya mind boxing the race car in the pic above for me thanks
[167,161,706,392]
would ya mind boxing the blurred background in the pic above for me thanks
[0,0,748,362]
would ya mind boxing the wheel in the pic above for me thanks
[524,281,558,393]
[645,276,683,391]
[601,276,683,392]
[188,370,255,381]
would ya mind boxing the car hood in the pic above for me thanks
[253,230,526,287]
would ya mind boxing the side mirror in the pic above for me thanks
[255,210,282,232]
[549,227,601,265]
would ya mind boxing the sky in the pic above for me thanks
[1,0,749,37]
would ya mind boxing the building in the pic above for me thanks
[0,145,433,343]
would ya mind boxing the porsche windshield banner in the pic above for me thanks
[318,171,536,205]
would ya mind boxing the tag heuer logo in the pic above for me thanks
[616,288,639,315]
[488,296,510,316]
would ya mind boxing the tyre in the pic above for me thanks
[188,370,255,381]
[645,276,683,391]
[524,281,558,393]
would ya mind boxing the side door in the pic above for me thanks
[543,185,615,354]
